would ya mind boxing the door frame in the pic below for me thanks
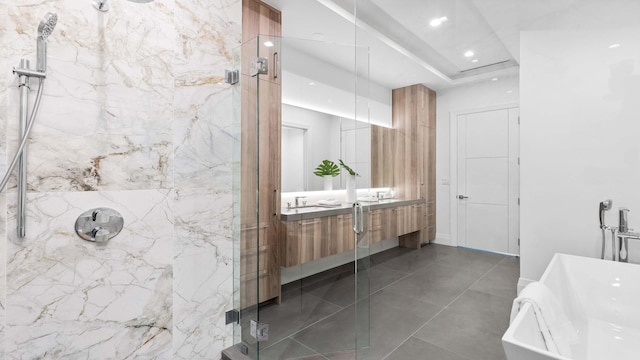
[449,102,519,248]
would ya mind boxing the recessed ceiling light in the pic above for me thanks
[471,59,479,63]
[429,16,448,27]
[609,43,621,49]
[464,50,474,57]
[264,41,274,47]
[309,82,315,86]
[507,90,513,94]
[491,77,498,81]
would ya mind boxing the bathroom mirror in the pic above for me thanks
[281,105,371,192]
[280,38,374,192]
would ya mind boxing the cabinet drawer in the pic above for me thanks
[283,214,355,267]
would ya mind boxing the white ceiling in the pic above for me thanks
[264,0,640,91]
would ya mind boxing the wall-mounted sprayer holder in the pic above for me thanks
[75,208,124,243]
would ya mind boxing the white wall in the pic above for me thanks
[282,104,341,191]
[435,76,520,245]
[520,27,640,282]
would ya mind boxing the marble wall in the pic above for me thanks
[0,0,240,358]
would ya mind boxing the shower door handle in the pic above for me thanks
[273,52,279,80]
[352,202,364,235]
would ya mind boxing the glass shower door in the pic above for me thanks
[232,33,282,359]
[231,35,372,359]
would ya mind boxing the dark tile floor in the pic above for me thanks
[251,244,519,360]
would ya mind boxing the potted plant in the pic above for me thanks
[314,160,340,190]
[339,159,359,203]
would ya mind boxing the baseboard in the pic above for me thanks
[517,277,535,295]
[433,233,453,246]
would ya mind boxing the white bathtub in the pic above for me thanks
[502,253,640,360]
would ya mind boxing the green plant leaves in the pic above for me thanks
[338,159,359,176]
[314,160,340,177]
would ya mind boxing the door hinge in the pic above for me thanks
[224,69,239,85]
[225,309,239,325]
[250,319,269,341]
[251,57,268,77]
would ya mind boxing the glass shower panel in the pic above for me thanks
[273,36,372,359]
[232,34,283,360]
[233,36,261,359]
[354,42,372,358]
[232,34,371,359]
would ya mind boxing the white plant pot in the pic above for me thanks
[346,175,356,203]
[323,176,333,191]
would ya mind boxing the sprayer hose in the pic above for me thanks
[0,78,45,192]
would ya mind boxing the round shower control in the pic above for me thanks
[75,207,124,243]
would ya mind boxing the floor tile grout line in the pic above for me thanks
[380,259,506,360]
[381,336,473,360]
[258,292,345,352]
[288,336,330,360]
[260,304,347,351]
[372,261,439,293]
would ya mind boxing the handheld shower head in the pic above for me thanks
[599,199,613,229]
[38,12,58,40]
[36,12,58,72]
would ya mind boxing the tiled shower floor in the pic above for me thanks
[243,244,519,360]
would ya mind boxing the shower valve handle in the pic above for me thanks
[92,227,110,243]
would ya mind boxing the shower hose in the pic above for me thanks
[0,78,45,192]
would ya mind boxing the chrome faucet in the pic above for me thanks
[295,196,307,208]
[376,191,385,200]
[616,207,640,262]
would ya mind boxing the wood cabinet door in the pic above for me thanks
[369,209,384,244]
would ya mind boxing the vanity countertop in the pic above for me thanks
[280,198,425,222]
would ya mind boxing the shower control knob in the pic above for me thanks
[92,227,110,243]
[75,207,124,243]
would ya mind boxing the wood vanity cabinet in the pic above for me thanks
[283,214,355,267]
[283,201,426,266]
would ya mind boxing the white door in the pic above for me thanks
[457,108,519,255]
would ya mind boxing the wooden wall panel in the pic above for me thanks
[371,84,436,246]
[240,0,281,308]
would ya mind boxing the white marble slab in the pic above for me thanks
[5,1,175,192]
[172,188,234,359]
[5,190,173,359]
[2,0,242,358]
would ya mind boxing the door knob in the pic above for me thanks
[457,195,469,199]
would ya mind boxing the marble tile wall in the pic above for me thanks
[1,3,9,359]
[1,0,240,358]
